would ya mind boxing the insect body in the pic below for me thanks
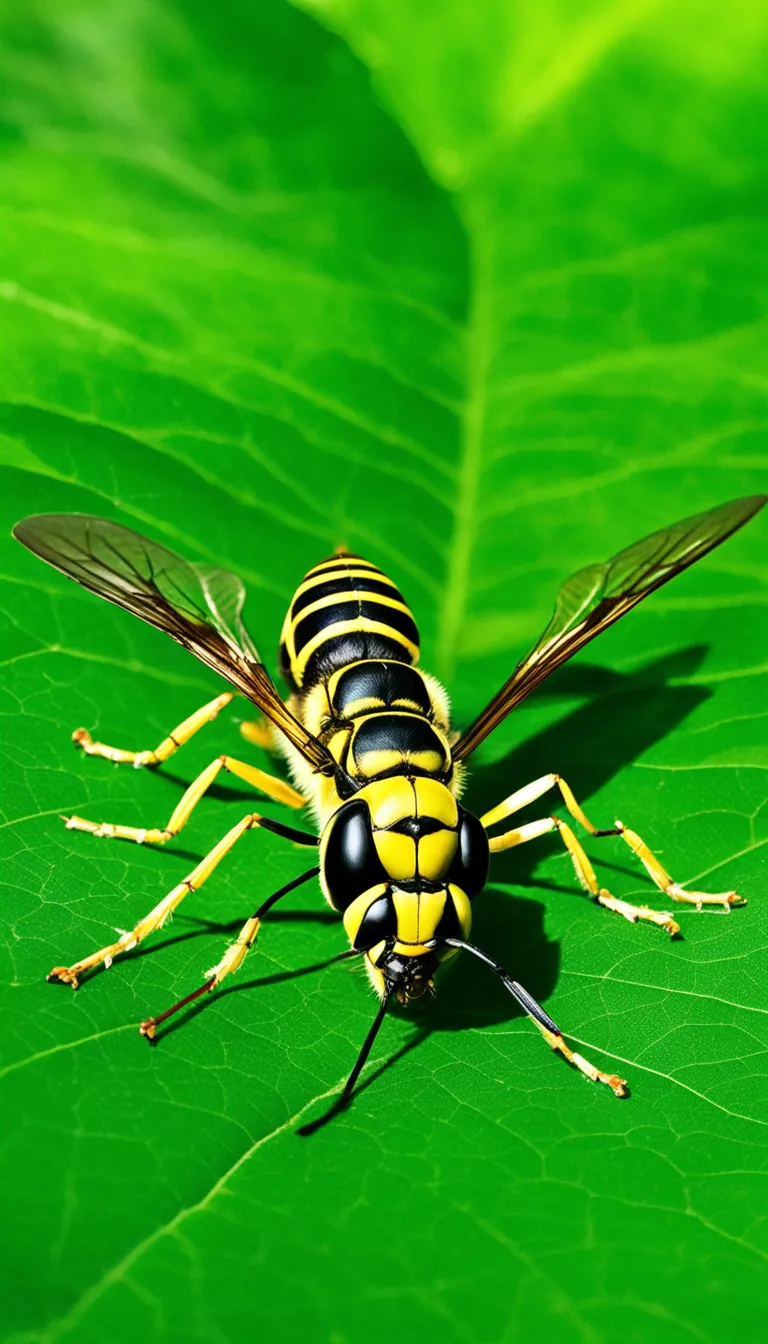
[12,496,766,1124]
[276,553,486,1003]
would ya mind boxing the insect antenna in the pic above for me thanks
[298,987,394,1136]
[438,938,627,1097]
[437,937,559,1028]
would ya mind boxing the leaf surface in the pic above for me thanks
[1,2,767,1341]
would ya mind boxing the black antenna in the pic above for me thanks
[439,938,627,1096]
[298,987,394,1136]
[439,937,560,1031]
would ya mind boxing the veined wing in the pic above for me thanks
[12,513,335,775]
[454,494,767,761]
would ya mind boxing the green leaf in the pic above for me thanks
[2,2,767,1341]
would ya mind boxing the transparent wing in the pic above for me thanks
[454,494,767,761]
[12,513,335,775]
[193,562,261,662]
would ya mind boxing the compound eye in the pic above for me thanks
[449,807,490,898]
[322,799,389,911]
[354,894,397,950]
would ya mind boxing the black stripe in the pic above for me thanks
[434,895,464,941]
[292,575,403,619]
[353,894,398,949]
[293,600,419,657]
[303,634,412,688]
[351,714,446,761]
[389,815,445,837]
[333,661,432,717]
[305,558,382,580]
[278,637,296,689]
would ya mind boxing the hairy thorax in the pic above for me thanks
[277,658,463,826]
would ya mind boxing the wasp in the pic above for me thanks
[13,495,766,1128]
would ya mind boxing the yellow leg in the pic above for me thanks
[447,938,628,1097]
[72,692,236,766]
[48,812,269,988]
[613,822,742,911]
[139,864,322,1039]
[239,717,276,751]
[490,815,681,935]
[139,913,261,1040]
[64,753,306,844]
[139,913,266,1037]
[536,1022,628,1097]
[482,772,744,932]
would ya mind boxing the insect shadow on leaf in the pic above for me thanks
[470,645,711,894]
[147,949,360,1044]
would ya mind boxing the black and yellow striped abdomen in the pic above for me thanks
[279,553,420,691]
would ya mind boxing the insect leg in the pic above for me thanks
[480,774,566,828]
[139,863,328,1038]
[72,691,235,766]
[441,938,628,1097]
[546,777,743,909]
[47,813,318,988]
[482,773,743,922]
[487,814,681,935]
[610,821,744,911]
[64,753,306,844]
[239,717,277,751]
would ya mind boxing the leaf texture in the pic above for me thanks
[1,2,767,1342]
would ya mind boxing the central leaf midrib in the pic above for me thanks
[437,211,492,684]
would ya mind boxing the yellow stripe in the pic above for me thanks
[306,556,381,574]
[355,747,445,778]
[287,594,414,673]
[291,589,414,626]
[392,889,420,942]
[449,885,472,939]
[295,619,419,678]
[416,889,448,942]
[293,568,397,600]
[342,885,388,944]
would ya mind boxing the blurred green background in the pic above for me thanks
[1,1,767,1340]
